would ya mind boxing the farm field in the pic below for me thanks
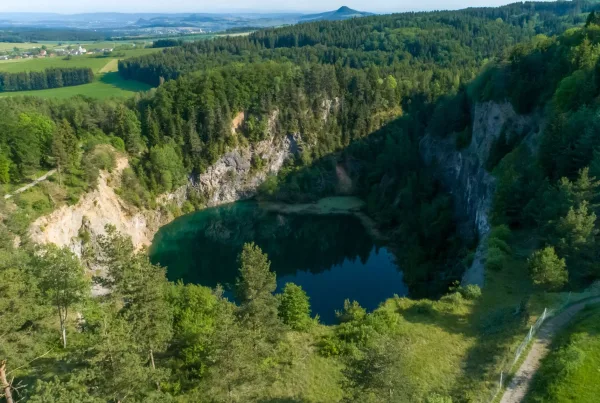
[0,48,160,99]
[0,48,160,73]
[0,39,151,52]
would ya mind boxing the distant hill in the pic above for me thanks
[299,6,373,22]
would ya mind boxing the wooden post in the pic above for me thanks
[0,360,14,403]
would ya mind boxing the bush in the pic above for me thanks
[486,246,507,271]
[487,236,511,254]
[489,224,511,241]
[319,336,342,357]
[459,284,482,300]
[441,291,464,305]
[110,136,126,152]
[427,394,453,403]
[279,283,312,331]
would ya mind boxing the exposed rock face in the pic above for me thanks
[420,101,538,286]
[29,156,171,253]
[192,111,296,207]
[29,110,297,257]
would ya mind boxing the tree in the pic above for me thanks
[147,143,186,193]
[204,289,254,402]
[342,336,399,403]
[556,201,597,256]
[96,226,173,371]
[114,105,144,155]
[235,242,281,370]
[528,246,568,291]
[85,300,164,402]
[51,119,78,186]
[279,283,311,331]
[0,152,10,184]
[34,244,88,348]
[235,243,279,332]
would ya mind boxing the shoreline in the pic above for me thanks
[259,196,388,243]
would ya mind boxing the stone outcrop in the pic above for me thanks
[28,110,298,256]
[420,101,539,286]
[191,110,297,207]
[29,156,172,253]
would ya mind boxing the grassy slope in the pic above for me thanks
[369,227,578,402]
[525,304,600,403]
[0,48,158,99]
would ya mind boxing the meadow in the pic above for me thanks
[0,48,159,99]
[525,304,600,402]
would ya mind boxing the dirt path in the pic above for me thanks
[4,169,56,199]
[99,59,119,73]
[500,296,600,403]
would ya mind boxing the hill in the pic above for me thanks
[299,6,373,21]
[3,2,600,403]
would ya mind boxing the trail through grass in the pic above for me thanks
[524,304,600,402]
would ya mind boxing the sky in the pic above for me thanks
[0,0,524,14]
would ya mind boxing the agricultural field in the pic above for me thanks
[0,48,159,72]
[0,48,160,99]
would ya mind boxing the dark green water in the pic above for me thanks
[149,201,407,324]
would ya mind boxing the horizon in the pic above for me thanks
[0,1,533,15]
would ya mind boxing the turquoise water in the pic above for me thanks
[149,201,408,324]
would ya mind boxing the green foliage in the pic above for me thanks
[0,67,94,92]
[527,305,600,402]
[279,282,312,331]
[0,151,10,183]
[33,244,89,348]
[528,246,568,291]
[147,143,186,193]
[167,282,217,381]
[459,284,482,300]
[29,377,103,403]
[96,226,174,364]
[426,394,453,403]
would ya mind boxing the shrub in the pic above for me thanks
[487,236,511,254]
[110,136,126,152]
[489,224,511,241]
[279,283,312,331]
[528,246,568,291]
[319,336,342,357]
[486,246,507,271]
[460,284,482,300]
[427,394,453,403]
[441,291,464,305]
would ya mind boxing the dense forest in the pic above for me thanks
[3,1,600,402]
[0,67,94,92]
[0,29,109,43]
[119,1,593,86]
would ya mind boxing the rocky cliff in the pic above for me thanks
[29,156,160,253]
[191,111,297,206]
[28,110,297,256]
[420,102,539,286]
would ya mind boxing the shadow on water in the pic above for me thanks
[149,201,408,324]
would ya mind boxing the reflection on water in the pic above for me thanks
[149,201,408,323]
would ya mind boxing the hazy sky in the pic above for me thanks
[0,0,522,14]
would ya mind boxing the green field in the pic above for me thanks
[0,48,159,73]
[0,48,159,99]
[0,39,153,52]
[525,304,600,403]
